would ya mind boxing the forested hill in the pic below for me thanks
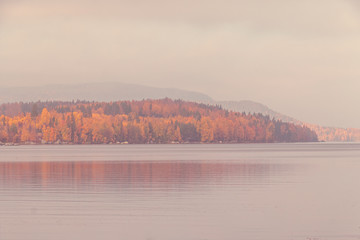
[0,99,318,144]
[0,82,213,104]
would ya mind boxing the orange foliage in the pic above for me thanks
[305,123,360,142]
[0,99,318,144]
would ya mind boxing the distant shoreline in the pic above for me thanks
[0,141,321,147]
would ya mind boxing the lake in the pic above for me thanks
[0,143,360,240]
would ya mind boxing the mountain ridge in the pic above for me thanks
[0,82,358,142]
[0,82,297,122]
[0,82,214,104]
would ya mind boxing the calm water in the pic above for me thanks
[1,143,360,240]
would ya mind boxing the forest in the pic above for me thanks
[0,99,318,144]
[305,123,360,142]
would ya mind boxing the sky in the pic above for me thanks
[0,0,360,128]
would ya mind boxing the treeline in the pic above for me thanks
[305,124,360,142]
[0,99,318,144]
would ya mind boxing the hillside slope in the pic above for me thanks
[218,101,360,142]
[0,99,318,144]
[217,100,300,124]
[0,82,213,104]
[0,82,358,142]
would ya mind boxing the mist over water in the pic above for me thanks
[1,144,360,240]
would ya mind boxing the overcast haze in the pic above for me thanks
[1,0,360,128]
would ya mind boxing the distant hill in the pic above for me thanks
[217,100,300,124]
[0,82,303,123]
[218,101,360,142]
[0,82,359,142]
[0,82,213,104]
[0,82,307,124]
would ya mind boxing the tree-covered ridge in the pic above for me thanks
[0,99,318,144]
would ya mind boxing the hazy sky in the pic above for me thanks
[1,0,360,128]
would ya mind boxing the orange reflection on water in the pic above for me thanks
[0,161,290,189]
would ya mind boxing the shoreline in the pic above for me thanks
[0,141,323,146]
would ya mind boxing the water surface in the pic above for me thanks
[1,143,360,240]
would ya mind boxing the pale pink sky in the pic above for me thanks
[1,0,360,128]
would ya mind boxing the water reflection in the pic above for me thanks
[2,144,359,240]
[0,161,292,190]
